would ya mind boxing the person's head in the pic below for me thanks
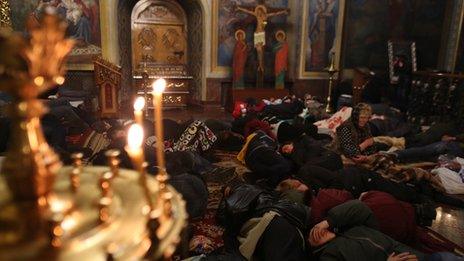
[235,29,245,41]
[281,142,294,154]
[277,178,309,193]
[277,178,312,205]
[275,30,286,42]
[351,103,372,128]
[256,5,266,17]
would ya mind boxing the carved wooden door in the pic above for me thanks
[131,0,188,71]
[131,0,191,107]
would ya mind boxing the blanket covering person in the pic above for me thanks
[366,154,445,193]
[170,120,217,153]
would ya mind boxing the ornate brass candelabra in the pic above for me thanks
[0,13,186,261]
[0,13,73,201]
[325,53,338,114]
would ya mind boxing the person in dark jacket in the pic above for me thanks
[309,200,425,261]
[217,183,310,261]
[239,131,292,187]
[281,134,343,171]
[169,173,208,220]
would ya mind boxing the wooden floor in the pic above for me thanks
[164,105,464,247]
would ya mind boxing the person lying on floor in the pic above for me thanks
[386,139,464,163]
[286,164,464,212]
[406,122,464,148]
[92,124,157,172]
[308,200,462,261]
[217,183,311,261]
[237,130,292,188]
[146,119,218,157]
[259,96,305,121]
[331,103,378,164]
[42,91,92,134]
[375,121,464,162]
[276,184,461,255]
[280,133,343,172]
[165,151,208,220]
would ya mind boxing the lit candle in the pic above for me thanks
[125,124,155,211]
[133,96,146,125]
[126,124,145,172]
[152,78,166,171]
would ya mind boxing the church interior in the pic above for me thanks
[1,0,464,260]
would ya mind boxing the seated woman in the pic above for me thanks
[332,103,377,164]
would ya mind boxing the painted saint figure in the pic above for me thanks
[232,29,248,89]
[30,0,99,46]
[273,30,288,90]
[309,0,337,70]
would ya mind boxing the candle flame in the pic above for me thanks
[127,124,144,150]
[61,216,77,230]
[54,76,65,85]
[34,76,45,86]
[152,78,166,95]
[133,96,146,111]
[48,195,72,213]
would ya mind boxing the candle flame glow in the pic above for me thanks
[54,76,65,85]
[152,78,166,95]
[48,196,72,213]
[127,124,144,150]
[133,96,146,111]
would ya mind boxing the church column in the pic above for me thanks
[199,0,211,101]
[439,0,464,72]
[287,0,300,80]
[100,0,120,65]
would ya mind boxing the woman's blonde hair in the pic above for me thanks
[355,103,372,117]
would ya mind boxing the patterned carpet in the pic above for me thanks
[188,150,246,255]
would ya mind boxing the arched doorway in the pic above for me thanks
[118,0,204,103]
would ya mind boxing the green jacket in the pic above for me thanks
[314,200,426,261]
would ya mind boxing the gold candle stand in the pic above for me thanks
[325,53,339,114]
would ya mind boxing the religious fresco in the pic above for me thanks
[9,0,101,69]
[304,0,340,72]
[213,0,288,80]
[298,0,344,78]
[343,0,446,70]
